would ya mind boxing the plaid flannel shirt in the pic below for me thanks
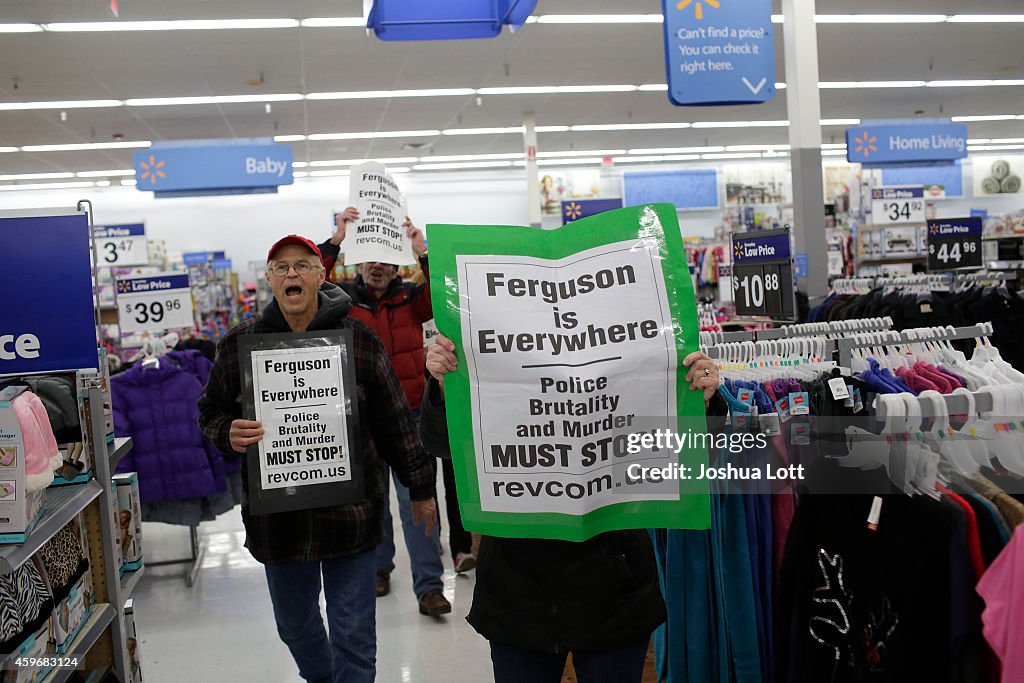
[198,287,435,564]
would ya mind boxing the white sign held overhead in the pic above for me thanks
[344,162,415,266]
[93,224,149,267]
[116,273,194,334]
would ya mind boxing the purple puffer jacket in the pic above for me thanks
[112,360,226,503]
[165,350,239,475]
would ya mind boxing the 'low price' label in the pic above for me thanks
[116,273,194,333]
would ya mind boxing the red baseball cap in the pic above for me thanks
[267,234,322,262]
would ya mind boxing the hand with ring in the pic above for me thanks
[683,351,720,406]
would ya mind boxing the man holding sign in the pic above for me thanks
[198,234,435,683]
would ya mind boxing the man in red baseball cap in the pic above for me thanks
[198,233,437,683]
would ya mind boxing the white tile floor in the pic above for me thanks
[132,491,494,682]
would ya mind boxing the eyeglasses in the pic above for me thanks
[267,261,322,277]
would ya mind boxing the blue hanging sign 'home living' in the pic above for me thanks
[367,0,536,40]
[561,198,624,224]
[846,120,968,165]
[661,0,775,106]
[133,139,293,198]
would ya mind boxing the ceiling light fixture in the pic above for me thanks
[952,115,1017,122]
[927,80,1024,87]
[701,152,764,159]
[821,118,861,125]
[535,158,605,166]
[300,17,367,27]
[120,179,137,186]
[612,155,703,163]
[0,24,43,32]
[125,94,302,106]
[76,169,137,177]
[947,15,1024,23]
[307,157,419,167]
[537,149,626,158]
[814,15,947,23]
[43,19,300,32]
[819,81,927,88]
[412,161,514,170]
[629,146,725,154]
[308,130,440,140]
[274,135,307,142]
[308,88,474,100]
[0,181,96,191]
[0,99,122,111]
[532,14,663,24]
[20,141,150,152]
[421,153,523,162]
[0,172,75,181]
[692,120,789,128]
[441,127,523,136]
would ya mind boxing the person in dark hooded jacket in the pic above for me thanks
[423,333,721,683]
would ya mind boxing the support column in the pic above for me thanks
[523,112,541,228]
[783,0,828,300]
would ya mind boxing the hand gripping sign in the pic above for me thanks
[240,331,363,515]
[428,204,711,541]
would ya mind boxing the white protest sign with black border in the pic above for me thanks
[240,331,363,515]
[344,161,415,265]
[115,273,194,334]
[93,223,149,267]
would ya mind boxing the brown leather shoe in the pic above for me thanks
[418,589,451,617]
[375,571,390,598]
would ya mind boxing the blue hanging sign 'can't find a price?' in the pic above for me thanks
[661,0,776,106]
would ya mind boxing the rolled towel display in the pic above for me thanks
[981,176,1002,194]
[1000,174,1021,194]
[991,159,1011,180]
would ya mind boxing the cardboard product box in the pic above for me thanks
[110,481,123,576]
[51,568,94,654]
[0,621,54,683]
[124,598,144,683]
[113,473,143,570]
[0,387,47,544]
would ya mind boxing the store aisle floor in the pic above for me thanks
[133,496,492,682]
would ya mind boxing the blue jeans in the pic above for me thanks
[489,637,650,683]
[264,551,376,683]
[375,459,443,600]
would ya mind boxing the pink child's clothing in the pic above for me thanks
[12,391,60,491]
[976,525,1024,683]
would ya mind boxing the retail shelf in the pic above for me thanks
[108,437,132,469]
[120,566,144,599]
[982,234,1024,241]
[857,256,927,264]
[987,260,1024,270]
[0,481,103,575]
[42,604,116,683]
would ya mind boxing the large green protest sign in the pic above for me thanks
[428,204,711,541]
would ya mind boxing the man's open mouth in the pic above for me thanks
[285,285,303,297]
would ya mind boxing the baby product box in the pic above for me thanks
[52,567,94,654]
[0,386,46,544]
[113,473,143,570]
[0,620,54,683]
[110,480,123,576]
[124,598,144,683]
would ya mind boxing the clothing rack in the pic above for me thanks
[146,524,204,587]
[706,336,838,363]
[835,322,996,370]
[703,318,893,359]
[873,390,996,420]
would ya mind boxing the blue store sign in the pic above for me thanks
[561,198,623,224]
[661,0,775,106]
[0,212,98,374]
[183,252,209,266]
[133,138,293,198]
[367,0,536,40]
[846,120,968,164]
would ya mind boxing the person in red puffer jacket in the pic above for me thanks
[318,207,450,618]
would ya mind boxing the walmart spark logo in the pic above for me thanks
[138,155,167,186]
[564,202,583,221]
[733,241,745,261]
[853,132,878,158]
[117,280,133,294]
[929,224,940,236]
[678,0,720,21]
